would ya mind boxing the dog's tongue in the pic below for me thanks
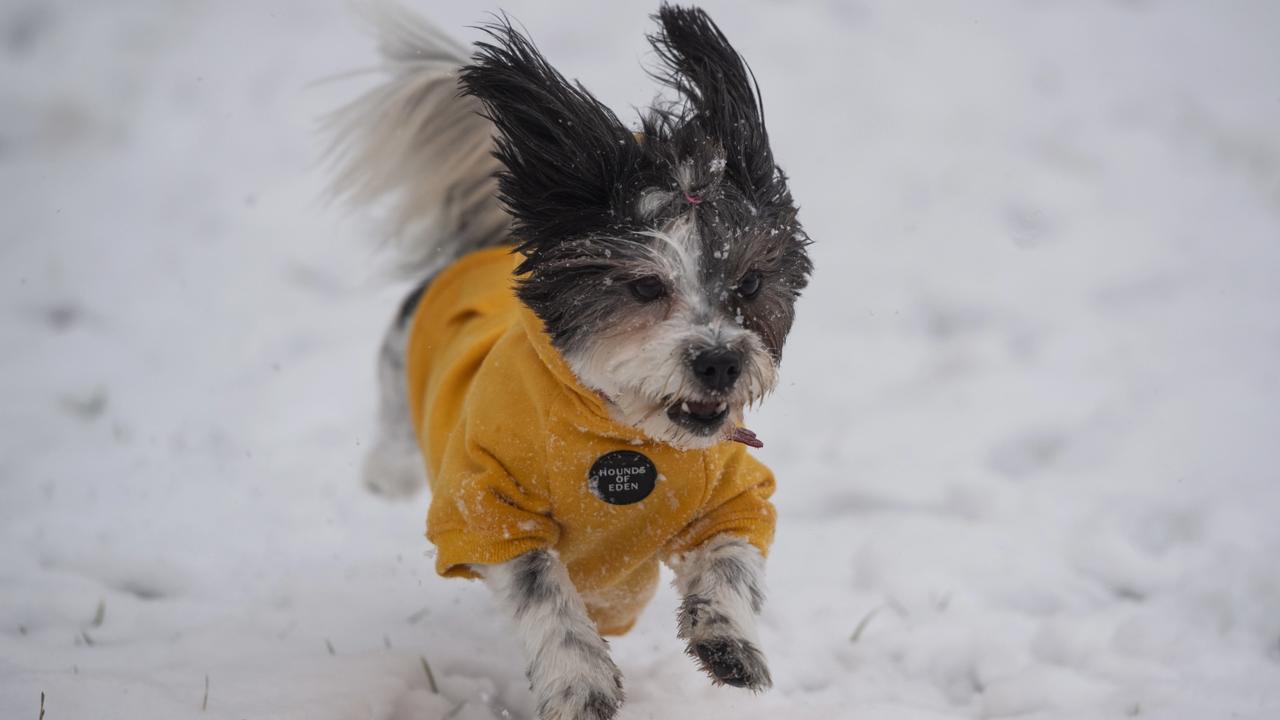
[730,427,763,449]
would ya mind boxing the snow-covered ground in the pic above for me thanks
[3,1,1279,718]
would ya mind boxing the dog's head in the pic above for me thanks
[460,5,811,450]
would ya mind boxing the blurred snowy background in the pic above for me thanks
[3,1,1279,718]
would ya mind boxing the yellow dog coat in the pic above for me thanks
[406,246,776,635]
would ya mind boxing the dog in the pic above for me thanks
[328,4,812,718]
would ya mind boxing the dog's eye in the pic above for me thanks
[736,271,763,300]
[629,276,668,302]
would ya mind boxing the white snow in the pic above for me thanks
[3,1,1280,718]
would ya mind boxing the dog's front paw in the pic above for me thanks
[531,637,624,720]
[687,635,772,691]
[535,683,623,720]
[678,594,772,691]
[534,666,624,720]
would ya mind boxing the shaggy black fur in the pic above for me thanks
[458,4,812,357]
[645,5,788,209]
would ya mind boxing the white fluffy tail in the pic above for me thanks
[326,1,509,278]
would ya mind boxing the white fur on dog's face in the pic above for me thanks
[564,214,778,450]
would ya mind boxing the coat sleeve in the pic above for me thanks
[662,447,777,561]
[426,424,561,580]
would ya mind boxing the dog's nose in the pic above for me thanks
[691,349,742,392]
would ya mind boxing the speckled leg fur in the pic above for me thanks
[671,534,772,691]
[484,551,625,720]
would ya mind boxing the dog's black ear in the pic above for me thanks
[648,5,790,208]
[459,18,644,252]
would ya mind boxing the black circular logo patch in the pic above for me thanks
[588,451,657,505]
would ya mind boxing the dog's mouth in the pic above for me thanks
[663,399,764,448]
[666,398,729,434]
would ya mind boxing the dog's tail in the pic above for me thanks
[326,2,508,278]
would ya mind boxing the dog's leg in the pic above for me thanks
[361,293,428,497]
[483,550,624,720]
[671,534,772,691]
